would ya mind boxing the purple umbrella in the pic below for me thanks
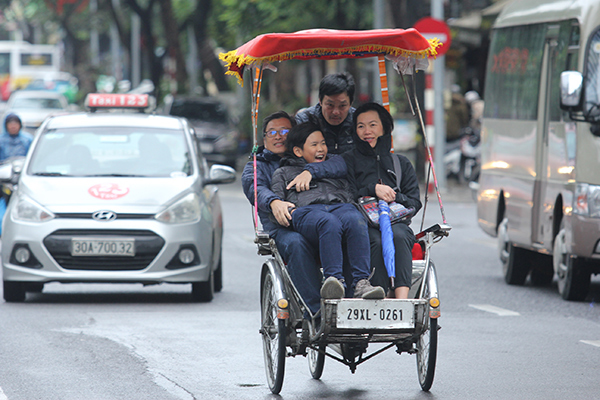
[378,200,395,289]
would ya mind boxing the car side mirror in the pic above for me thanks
[560,71,583,110]
[204,164,236,186]
[0,157,24,183]
[0,163,12,182]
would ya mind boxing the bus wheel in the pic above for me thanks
[498,218,529,285]
[553,221,590,301]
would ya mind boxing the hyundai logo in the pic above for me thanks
[92,210,117,221]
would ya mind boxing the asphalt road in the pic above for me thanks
[0,175,598,399]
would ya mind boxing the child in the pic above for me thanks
[270,121,384,299]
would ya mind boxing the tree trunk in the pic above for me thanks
[158,0,188,93]
[193,0,229,92]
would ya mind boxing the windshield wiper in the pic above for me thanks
[84,173,146,177]
[32,172,66,176]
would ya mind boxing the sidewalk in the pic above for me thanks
[420,179,475,203]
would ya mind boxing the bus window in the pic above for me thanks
[584,28,600,121]
[549,20,578,122]
[484,23,546,120]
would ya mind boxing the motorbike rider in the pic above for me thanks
[0,113,33,162]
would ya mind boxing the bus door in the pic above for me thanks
[531,24,560,247]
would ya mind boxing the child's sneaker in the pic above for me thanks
[353,279,385,299]
[320,276,345,299]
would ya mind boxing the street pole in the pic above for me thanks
[90,0,99,67]
[131,14,141,88]
[432,0,447,191]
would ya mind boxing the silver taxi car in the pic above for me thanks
[0,93,235,302]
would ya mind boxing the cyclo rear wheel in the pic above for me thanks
[260,270,286,394]
[416,316,438,391]
[416,260,438,391]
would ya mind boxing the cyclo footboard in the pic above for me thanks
[321,299,429,341]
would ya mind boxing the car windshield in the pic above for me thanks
[28,127,192,177]
[170,101,228,123]
[12,98,64,109]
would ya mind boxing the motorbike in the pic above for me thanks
[444,125,480,184]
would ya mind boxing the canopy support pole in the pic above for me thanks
[251,67,264,233]
[378,55,394,152]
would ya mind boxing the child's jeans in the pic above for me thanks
[291,203,370,287]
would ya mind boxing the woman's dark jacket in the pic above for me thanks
[341,127,422,215]
[270,156,353,211]
[241,147,347,232]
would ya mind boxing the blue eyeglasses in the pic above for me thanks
[265,129,290,137]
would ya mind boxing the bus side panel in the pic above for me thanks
[540,122,573,250]
[477,119,537,244]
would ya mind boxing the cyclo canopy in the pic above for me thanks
[219,28,439,86]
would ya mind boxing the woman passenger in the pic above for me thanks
[342,102,422,299]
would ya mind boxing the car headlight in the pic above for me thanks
[155,192,201,224]
[12,195,55,222]
[574,183,600,217]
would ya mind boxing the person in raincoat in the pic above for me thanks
[342,103,422,299]
[0,113,33,162]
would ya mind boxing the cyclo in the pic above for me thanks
[219,28,451,394]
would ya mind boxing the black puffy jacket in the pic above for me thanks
[341,126,422,214]
[270,156,353,211]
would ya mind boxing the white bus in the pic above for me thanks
[476,0,600,301]
[0,41,61,101]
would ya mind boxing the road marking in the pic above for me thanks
[469,304,520,316]
[0,386,7,400]
[580,340,600,348]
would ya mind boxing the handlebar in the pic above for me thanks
[415,223,452,240]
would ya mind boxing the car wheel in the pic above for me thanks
[25,283,45,293]
[498,218,529,285]
[553,220,591,301]
[191,271,214,302]
[4,281,26,302]
[214,257,223,293]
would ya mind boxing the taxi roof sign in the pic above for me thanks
[85,93,150,111]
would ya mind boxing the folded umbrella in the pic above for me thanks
[378,200,395,289]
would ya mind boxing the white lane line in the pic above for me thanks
[0,386,7,400]
[580,340,600,348]
[469,304,521,316]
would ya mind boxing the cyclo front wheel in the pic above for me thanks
[260,269,286,394]
[307,344,325,379]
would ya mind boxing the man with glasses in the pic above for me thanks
[296,72,356,154]
[242,111,347,315]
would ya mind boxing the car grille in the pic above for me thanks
[43,229,165,271]
[54,213,154,220]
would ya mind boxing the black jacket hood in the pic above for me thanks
[351,124,393,157]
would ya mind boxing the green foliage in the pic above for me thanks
[211,0,374,48]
